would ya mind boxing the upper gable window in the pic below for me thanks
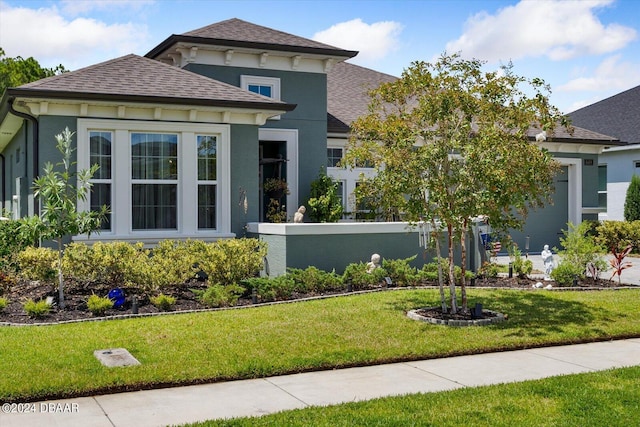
[241,75,281,101]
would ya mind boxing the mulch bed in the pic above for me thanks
[0,275,628,325]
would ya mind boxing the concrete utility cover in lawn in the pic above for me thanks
[94,348,141,367]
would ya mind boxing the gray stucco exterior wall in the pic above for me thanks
[230,124,260,236]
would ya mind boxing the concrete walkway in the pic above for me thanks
[2,339,640,427]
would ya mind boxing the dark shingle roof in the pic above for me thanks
[10,54,295,111]
[147,18,358,60]
[327,61,397,127]
[568,85,640,144]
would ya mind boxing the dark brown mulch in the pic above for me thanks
[0,275,626,325]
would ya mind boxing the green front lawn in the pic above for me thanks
[2,288,639,402]
[188,366,640,426]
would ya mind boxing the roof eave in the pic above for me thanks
[6,88,297,112]
[146,34,358,60]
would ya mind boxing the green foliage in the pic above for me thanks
[0,272,16,295]
[477,261,500,278]
[197,239,267,285]
[550,262,582,286]
[624,174,640,221]
[0,296,7,312]
[382,256,420,286]
[286,266,343,293]
[342,262,387,290]
[62,241,150,288]
[509,245,533,278]
[420,258,472,283]
[150,293,177,311]
[17,247,57,282]
[0,48,66,94]
[263,178,290,223]
[0,219,33,272]
[596,220,640,252]
[555,222,608,281]
[147,240,200,287]
[22,298,51,318]
[241,276,297,302]
[307,168,344,222]
[197,283,244,308]
[86,294,113,316]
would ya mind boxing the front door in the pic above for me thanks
[259,141,287,222]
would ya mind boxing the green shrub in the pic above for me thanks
[17,247,57,281]
[420,258,472,284]
[286,266,343,293]
[0,218,33,272]
[23,298,51,318]
[550,262,582,286]
[0,296,8,312]
[197,239,267,285]
[556,222,608,280]
[147,240,199,288]
[596,220,640,252]
[150,293,177,311]
[509,246,533,278]
[0,271,17,295]
[87,294,113,316]
[63,241,151,289]
[342,262,387,290]
[241,276,297,302]
[382,256,420,286]
[197,283,244,308]
[477,261,500,278]
[306,168,344,222]
[624,174,640,221]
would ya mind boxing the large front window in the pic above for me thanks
[131,133,178,230]
[78,119,231,239]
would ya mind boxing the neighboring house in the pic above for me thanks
[0,17,623,255]
[569,85,640,221]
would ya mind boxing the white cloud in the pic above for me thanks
[445,0,636,62]
[313,18,403,63]
[558,54,640,92]
[61,0,154,16]
[0,2,150,70]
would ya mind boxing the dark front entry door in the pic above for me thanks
[259,141,287,222]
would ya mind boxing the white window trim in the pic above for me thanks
[241,75,281,120]
[77,119,231,241]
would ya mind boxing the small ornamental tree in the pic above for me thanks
[307,168,344,222]
[345,53,567,313]
[31,127,108,308]
[624,174,640,221]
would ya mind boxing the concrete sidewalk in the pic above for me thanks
[2,339,640,427]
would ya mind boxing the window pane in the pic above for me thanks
[248,84,272,98]
[327,148,343,168]
[197,135,217,181]
[198,184,217,229]
[90,183,111,231]
[131,133,178,180]
[90,131,112,179]
[132,184,177,230]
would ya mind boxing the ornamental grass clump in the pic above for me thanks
[0,297,7,312]
[22,298,51,318]
[150,293,177,311]
[87,294,113,316]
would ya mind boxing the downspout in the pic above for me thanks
[8,98,39,215]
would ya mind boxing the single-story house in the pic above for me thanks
[569,85,640,221]
[0,18,624,272]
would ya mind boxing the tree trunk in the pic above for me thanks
[447,223,458,314]
[57,237,65,309]
[460,224,468,312]
[432,221,447,313]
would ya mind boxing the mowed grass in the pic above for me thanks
[188,366,640,427]
[1,288,639,402]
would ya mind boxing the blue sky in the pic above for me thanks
[1,0,639,113]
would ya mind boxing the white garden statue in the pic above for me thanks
[367,253,381,273]
[293,206,306,223]
[541,244,555,280]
